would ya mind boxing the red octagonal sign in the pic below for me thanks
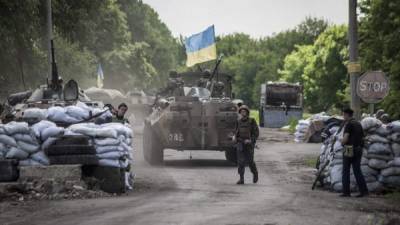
[357,71,390,104]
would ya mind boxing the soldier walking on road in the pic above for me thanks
[234,105,259,184]
[340,108,369,197]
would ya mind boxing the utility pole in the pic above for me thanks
[47,0,52,82]
[348,0,361,120]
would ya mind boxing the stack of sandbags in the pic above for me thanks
[0,122,49,166]
[361,117,391,192]
[20,102,112,125]
[67,122,134,190]
[378,121,400,188]
[67,122,133,169]
[319,128,358,192]
[294,119,310,143]
[316,118,400,193]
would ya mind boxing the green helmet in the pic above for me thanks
[238,105,250,114]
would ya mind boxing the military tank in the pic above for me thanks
[143,59,239,165]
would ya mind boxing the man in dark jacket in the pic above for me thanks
[234,105,259,184]
[341,108,369,197]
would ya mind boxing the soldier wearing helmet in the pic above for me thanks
[234,105,259,184]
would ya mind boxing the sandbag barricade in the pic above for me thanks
[317,117,400,193]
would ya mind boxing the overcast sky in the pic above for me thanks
[142,0,348,38]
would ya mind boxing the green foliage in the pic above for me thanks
[288,117,299,134]
[281,25,349,113]
[250,109,259,125]
[304,156,318,168]
[0,0,182,99]
[359,0,400,119]
[216,17,328,107]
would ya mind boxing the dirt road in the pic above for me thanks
[1,128,399,225]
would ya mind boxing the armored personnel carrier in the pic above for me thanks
[1,41,103,125]
[143,60,239,165]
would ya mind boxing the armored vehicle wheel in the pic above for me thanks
[143,123,163,165]
[225,148,237,165]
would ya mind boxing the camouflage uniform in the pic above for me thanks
[111,115,129,124]
[235,106,259,183]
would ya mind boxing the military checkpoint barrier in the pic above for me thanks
[316,117,400,193]
[0,102,134,197]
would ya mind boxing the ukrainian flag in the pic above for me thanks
[97,63,104,88]
[185,25,217,67]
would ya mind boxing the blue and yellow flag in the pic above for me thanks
[185,25,217,67]
[97,63,104,88]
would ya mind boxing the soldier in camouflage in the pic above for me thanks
[234,105,259,184]
[111,103,129,124]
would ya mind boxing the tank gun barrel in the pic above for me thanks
[50,40,61,91]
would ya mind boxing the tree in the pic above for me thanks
[281,25,349,112]
[359,0,400,119]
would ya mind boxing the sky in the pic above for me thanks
[142,0,348,38]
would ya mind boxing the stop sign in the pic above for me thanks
[357,71,390,104]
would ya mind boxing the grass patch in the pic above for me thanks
[304,156,318,168]
[303,112,312,119]
[384,191,400,201]
[288,117,299,134]
[250,109,259,125]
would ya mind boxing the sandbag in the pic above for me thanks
[30,151,50,165]
[94,138,120,146]
[96,128,118,139]
[97,151,124,160]
[41,126,64,140]
[13,133,38,145]
[361,157,369,165]
[361,165,379,177]
[389,133,400,143]
[68,125,97,137]
[31,120,56,138]
[392,143,400,157]
[364,175,377,183]
[387,121,400,133]
[366,134,390,144]
[102,123,133,137]
[17,141,39,154]
[368,158,389,170]
[6,147,29,160]
[379,175,400,186]
[381,167,400,177]
[98,159,122,168]
[361,117,382,131]
[0,134,17,147]
[121,142,132,153]
[22,108,47,120]
[125,138,132,146]
[364,153,393,161]
[96,145,122,154]
[48,106,81,124]
[375,126,391,137]
[3,122,30,135]
[329,165,343,185]
[65,105,89,119]
[41,137,58,150]
[388,158,400,167]
[367,143,392,155]
[367,181,384,193]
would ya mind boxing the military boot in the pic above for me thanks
[253,172,258,183]
[237,174,244,185]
